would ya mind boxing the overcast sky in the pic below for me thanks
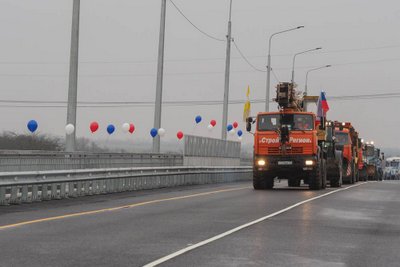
[0,0,399,150]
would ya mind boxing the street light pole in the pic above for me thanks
[221,0,233,140]
[265,26,304,112]
[305,65,331,96]
[66,0,80,152]
[153,0,167,153]
[291,47,322,85]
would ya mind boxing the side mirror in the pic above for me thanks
[246,117,253,132]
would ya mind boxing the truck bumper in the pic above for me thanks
[253,155,318,178]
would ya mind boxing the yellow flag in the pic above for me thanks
[243,86,251,122]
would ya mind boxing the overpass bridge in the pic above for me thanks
[1,136,399,267]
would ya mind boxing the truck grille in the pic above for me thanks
[268,147,304,154]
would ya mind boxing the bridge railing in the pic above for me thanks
[0,166,252,205]
[0,150,183,172]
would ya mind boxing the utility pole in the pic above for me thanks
[153,0,167,153]
[66,0,80,152]
[221,0,233,141]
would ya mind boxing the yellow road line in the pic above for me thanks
[0,186,250,231]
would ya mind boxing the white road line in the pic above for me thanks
[143,182,367,267]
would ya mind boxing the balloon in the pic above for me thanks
[229,129,236,136]
[227,124,233,132]
[195,115,202,124]
[65,124,75,135]
[207,124,214,131]
[237,130,243,137]
[90,121,99,133]
[27,120,38,133]
[107,124,115,135]
[129,123,135,134]
[158,128,166,137]
[233,122,239,129]
[177,131,184,140]
[122,123,130,133]
[210,120,217,127]
[238,136,243,141]
[150,128,158,138]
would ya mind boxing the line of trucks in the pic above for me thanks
[246,82,384,190]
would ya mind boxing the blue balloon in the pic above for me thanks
[107,124,115,135]
[150,128,158,138]
[237,130,243,137]
[195,115,202,124]
[227,124,233,132]
[27,120,38,133]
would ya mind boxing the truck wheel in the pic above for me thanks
[265,177,274,189]
[350,162,356,184]
[288,179,301,187]
[309,159,323,190]
[253,176,264,190]
[253,175,274,190]
[321,159,327,189]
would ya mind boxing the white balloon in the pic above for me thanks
[229,129,236,136]
[65,124,75,135]
[158,128,166,137]
[207,124,214,131]
[238,136,243,141]
[122,123,130,133]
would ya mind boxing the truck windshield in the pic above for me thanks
[335,132,350,145]
[365,146,375,156]
[258,114,314,131]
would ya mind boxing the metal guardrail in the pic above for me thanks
[184,135,241,158]
[0,166,252,205]
[0,150,183,172]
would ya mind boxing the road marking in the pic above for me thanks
[143,182,368,267]
[0,186,250,231]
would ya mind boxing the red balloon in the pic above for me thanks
[129,123,135,134]
[233,121,239,129]
[177,131,184,140]
[210,120,217,127]
[90,121,99,133]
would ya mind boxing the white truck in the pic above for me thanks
[384,157,400,180]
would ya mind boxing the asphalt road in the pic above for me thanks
[0,180,399,267]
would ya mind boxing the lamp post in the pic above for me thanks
[221,0,233,140]
[152,0,167,153]
[66,0,80,152]
[265,26,304,111]
[291,47,322,85]
[305,65,331,96]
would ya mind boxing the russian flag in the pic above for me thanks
[317,91,329,119]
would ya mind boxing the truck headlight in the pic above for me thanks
[257,160,266,166]
[305,160,314,166]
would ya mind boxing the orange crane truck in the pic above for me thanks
[333,122,360,184]
[246,82,327,190]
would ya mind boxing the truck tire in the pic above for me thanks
[253,176,264,190]
[322,159,327,189]
[288,179,301,187]
[350,162,356,184]
[309,159,323,190]
[253,175,274,190]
